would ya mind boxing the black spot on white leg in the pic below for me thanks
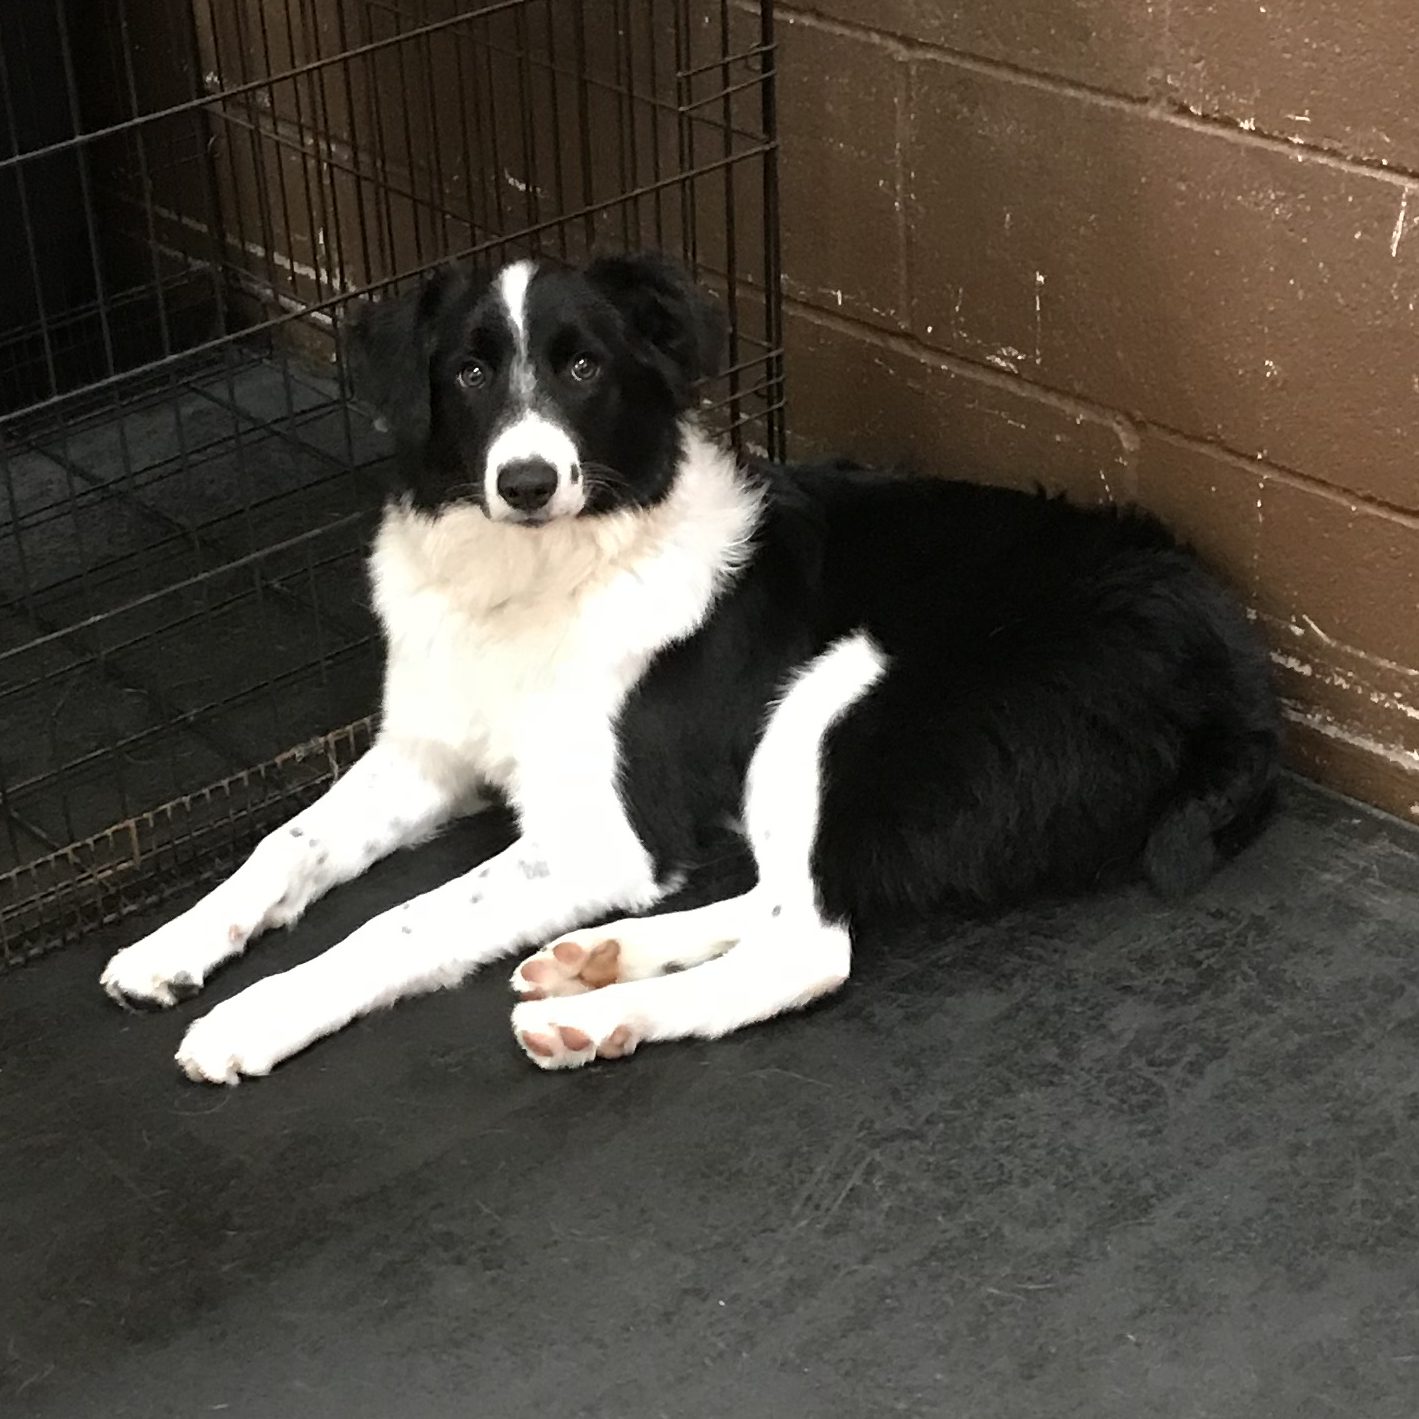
[108,985,169,1013]
[469,892,482,905]
[401,902,412,912]
[519,860,550,880]
[771,904,782,918]
[401,925,413,936]
[289,826,304,838]
[169,972,201,1002]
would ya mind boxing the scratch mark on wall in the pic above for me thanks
[1033,271,1045,367]
[1284,705,1419,776]
[1299,616,1417,678]
[503,169,549,200]
[1391,188,1410,258]
[1248,477,1264,592]
[1271,653,1419,722]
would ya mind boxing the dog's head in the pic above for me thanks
[349,252,725,523]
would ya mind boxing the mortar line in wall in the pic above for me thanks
[785,296,1419,530]
[769,2,1419,191]
[1136,422,1419,530]
[1156,110,1419,190]
[783,294,1137,433]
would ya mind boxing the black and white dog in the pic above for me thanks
[100,252,1279,1083]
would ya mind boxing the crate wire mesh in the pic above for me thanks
[0,0,783,966]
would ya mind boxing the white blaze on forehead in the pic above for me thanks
[496,259,535,357]
[485,258,583,521]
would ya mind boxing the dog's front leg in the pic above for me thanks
[174,836,660,1084]
[101,740,477,1009]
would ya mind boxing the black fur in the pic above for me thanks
[617,463,1280,928]
[348,265,476,453]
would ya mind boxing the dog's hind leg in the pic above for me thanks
[510,904,851,1068]
[511,633,886,1068]
[101,739,476,1009]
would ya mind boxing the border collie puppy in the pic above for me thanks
[100,252,1279,1083]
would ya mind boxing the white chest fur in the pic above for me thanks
[368,430,759,822]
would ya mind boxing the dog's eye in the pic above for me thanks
[457,362,487,390]
[568,353,600,383]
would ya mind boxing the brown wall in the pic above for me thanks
[771,2,1419,826]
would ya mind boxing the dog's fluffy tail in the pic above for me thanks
[1143,731,1280,898]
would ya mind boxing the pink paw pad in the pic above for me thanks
[515,939,623,1001]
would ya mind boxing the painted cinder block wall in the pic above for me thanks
[769,2,1419,825]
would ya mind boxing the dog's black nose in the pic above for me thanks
[497,459,558,513]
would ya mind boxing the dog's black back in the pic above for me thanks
[618,459,1279,926]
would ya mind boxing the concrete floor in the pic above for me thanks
[3,778,1417,1418]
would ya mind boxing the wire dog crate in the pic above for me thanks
[0,0,783,966]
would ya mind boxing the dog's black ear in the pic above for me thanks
[346,265,470,444]
[585,251,726,404]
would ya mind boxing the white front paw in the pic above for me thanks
[175,980,314,1085]
[101,916,238,1009]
